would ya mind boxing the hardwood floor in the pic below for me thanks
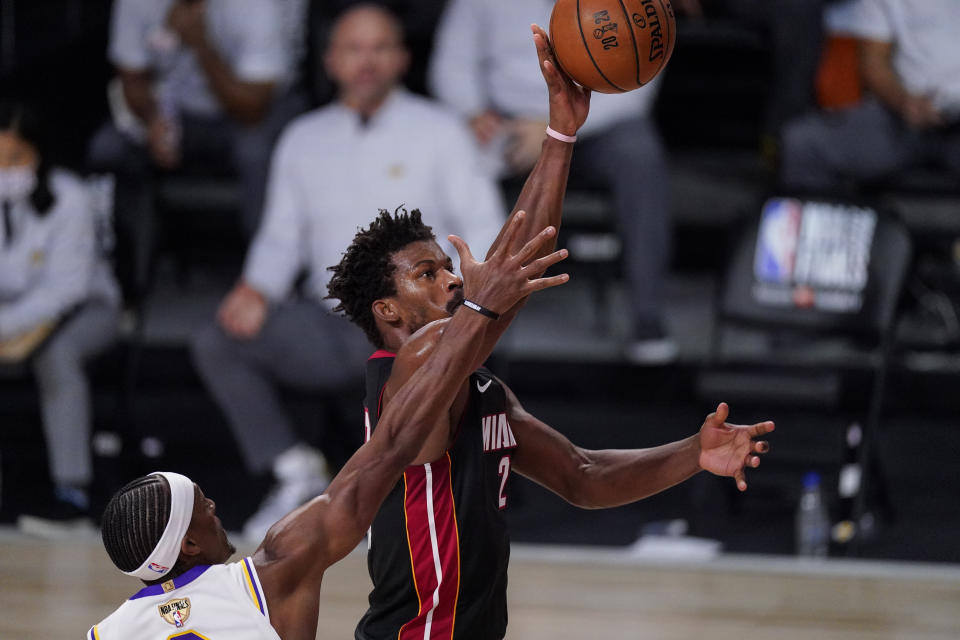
[2,528,958,639]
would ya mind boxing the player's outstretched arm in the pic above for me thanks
[251,227,568,639]
[504,379,775,508]
[479,25,590,330]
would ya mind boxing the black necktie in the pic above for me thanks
[2,201,12,247]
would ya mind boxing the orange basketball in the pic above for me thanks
[549,0,677,93]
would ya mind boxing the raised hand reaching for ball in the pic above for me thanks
[531,23,591,138]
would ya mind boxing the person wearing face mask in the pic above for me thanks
[0,100,121,536]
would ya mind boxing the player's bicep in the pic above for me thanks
[503,382,590,504]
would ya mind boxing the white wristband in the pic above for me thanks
[545,126,577,143]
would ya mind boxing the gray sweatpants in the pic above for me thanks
[32,301,120,488]
[572,116,671,336]
[780,97,960,191]
[190,300,370,474]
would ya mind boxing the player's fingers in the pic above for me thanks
[753,440,770,454]
[447,234,475,266]
[542,59,566,90]
[497,210,528,256]
[705,402,729,427]
[514,225,557,264]
[748,455,761,468]
[531,24,552,58]
[748,421,775,437]
[716,402,729,423]
[735,469,747,492]
[526,273,570,292]
[526,247,568,273]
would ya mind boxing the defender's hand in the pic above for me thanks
[531,24,590,137]
[448,211,569,315]
[698,403,774,491]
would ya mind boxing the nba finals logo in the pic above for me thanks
[754,198,802,285]
[752,197,876,313]
[159,598,192,628]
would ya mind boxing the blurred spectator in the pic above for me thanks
[429,0,675,363]
[304,0,449,104]
[191,4,505,542]
[87,0,308,238]
[675,0,831,155]
[781,0,960,191]
[0,99,121,534]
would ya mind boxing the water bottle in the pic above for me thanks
[795,471,829,558]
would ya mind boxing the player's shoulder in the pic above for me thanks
[87,594,140,640]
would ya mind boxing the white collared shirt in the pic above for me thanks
[243,88,507,304]
[851,0,960,116]
[0,170,120,339]
[428,0,661,138]
[108,0,297,117]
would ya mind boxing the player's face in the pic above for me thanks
[187,484,235,564]
[324,8,409,108]
[389,239,464,334]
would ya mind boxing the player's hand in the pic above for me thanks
[448,211,569,314]
[506,118,549,173]
[697,403,774,492]
[218,281,268,339]
[531,24,590,137]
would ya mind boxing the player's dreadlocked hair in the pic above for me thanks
[100,475,171,573]
[327,207,435,348]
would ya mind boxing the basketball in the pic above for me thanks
[548,0,676,93]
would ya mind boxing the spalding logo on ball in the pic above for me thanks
[549,0,676,93]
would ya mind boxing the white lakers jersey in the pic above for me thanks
[88,557,280,640]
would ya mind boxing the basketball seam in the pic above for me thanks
[617,0,642,86]
[576,0,626,92]
[651,0,673,79]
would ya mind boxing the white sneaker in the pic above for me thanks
[242,445,330,543]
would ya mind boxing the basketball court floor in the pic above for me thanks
[2,527,958,639]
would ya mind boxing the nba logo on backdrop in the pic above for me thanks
[754,198,802,284]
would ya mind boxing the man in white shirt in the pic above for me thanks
[780,0,960,190]
[87,0,308,236]
[429,0,676,363]
[191,4,505,542]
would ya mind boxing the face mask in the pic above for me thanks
[0,166,38,204]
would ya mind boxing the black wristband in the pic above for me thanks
[462,299,500,320]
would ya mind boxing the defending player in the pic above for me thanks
[87,217,570,640]
[326,26,776,640]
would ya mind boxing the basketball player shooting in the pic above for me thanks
[88,221,570,640]
[327,24,775,640]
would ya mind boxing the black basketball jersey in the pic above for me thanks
[355,350,516,640]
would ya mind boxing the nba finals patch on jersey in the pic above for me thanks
[753,197,876,314]
[158,597,191,628]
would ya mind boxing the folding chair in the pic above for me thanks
[698,194,912,555]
